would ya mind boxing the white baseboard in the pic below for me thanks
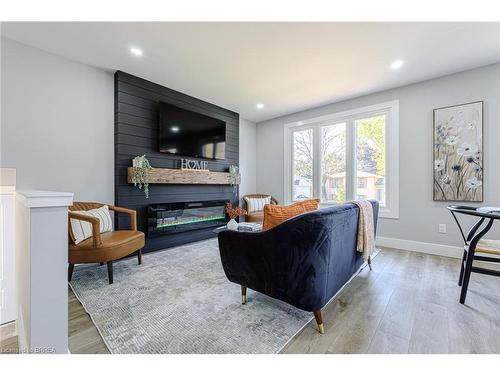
[376,236,462,259]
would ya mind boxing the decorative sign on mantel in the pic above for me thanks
[180,159,209,171]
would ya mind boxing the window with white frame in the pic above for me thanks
[284,100,399,218]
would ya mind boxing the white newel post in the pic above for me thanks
[15,190,74,354]
[0,168,17,325]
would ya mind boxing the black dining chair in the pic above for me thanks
[448,206,500,304]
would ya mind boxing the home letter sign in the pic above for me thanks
[180,159,209,171]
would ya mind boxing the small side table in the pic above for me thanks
[213,222,262,234]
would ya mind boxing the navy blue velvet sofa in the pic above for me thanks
[217,200,378,334]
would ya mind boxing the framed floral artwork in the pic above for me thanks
[433,101,483,202]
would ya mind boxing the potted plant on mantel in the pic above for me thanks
[225,202,247,231]
[131,155,153,198]
[228,165,241,195]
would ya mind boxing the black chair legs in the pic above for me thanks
[72,250,143,286]
[68,264,75,282]
[458,249,467,286]
[241,286,247,304]
[107,261,113,284]
[459,248,475,304]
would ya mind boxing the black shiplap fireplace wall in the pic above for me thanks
[114,71,239,252]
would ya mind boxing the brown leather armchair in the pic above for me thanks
[242,194,278,223]
[68,202,145,284]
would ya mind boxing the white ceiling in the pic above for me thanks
[2,22,500,122]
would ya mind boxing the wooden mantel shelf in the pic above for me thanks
[127,167,232,185]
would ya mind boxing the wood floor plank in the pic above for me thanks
[376,283,419,341]
[68,287,110,354]
[325,271,397,354]
[0,322,18,353]
[0,335,19,354]
[446,302,491,353]
[0,321,16,339]
[367,330,409,354]
[408,301,449,354]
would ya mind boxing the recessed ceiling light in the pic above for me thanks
[390,59,404,70]
[170,126,180,133]
[256,103,264,109]
[130,47,143,57]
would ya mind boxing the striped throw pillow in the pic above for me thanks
[70,205,113,245]
[244,196,271,213]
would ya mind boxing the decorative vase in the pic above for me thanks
[227,218,238,231]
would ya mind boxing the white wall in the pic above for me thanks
[256,63,500,248]
[238,118,257,203]
[1,38,114,203]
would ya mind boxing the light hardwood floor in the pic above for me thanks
[284,248,500,354]
[2,248,499,354]
[0,322,18,354]
[68,286,110,354]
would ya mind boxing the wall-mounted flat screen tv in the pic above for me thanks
[158,102,226,160]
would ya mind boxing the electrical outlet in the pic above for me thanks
[439,224,447,234]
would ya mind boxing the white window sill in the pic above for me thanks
[379,209,399,219]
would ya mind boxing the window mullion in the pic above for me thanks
[286,128,293,204]
[345,119,356,201]
[312,126,321,199]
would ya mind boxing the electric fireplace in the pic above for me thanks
[147,200,228,237]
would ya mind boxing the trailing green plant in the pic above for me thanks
[131,155,153,198]
[228,165,241,195]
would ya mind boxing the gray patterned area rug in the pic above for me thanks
[69,239,312,354]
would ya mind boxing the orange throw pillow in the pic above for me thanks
[262,198,320,231]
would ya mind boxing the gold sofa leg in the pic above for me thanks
[241,286,247,305]
[313,310,324,334]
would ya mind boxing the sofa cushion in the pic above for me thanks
[69,230,145,264]
[70,205,113,244]
[262,198,320,231]
[244,196,271,213]
[246,211,264,223]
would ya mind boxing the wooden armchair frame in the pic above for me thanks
[68,203,144,284]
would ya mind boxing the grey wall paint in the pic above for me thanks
[1,38,114,203]
[239,118,257,203]
[256,63,500,247]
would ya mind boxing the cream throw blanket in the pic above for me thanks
[350,200,376,268]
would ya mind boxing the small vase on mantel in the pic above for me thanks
[227,218,238,231]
